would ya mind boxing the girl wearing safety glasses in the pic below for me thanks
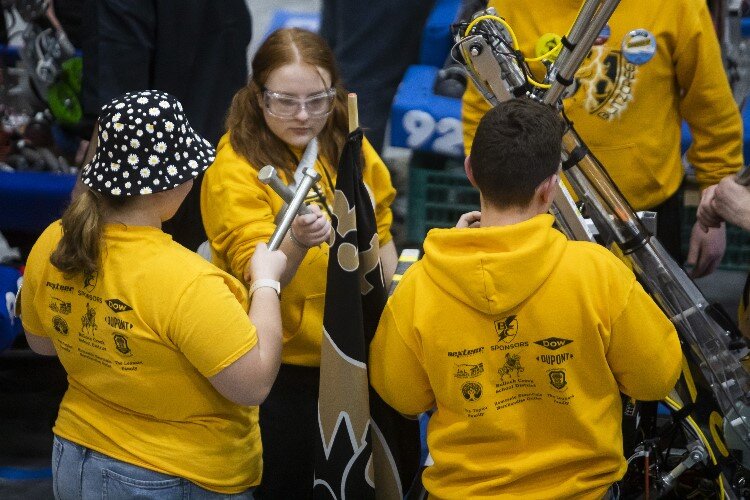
[200,28,397,498]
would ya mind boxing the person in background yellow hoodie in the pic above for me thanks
[370,98,682,499]
[462,0,743,278]
[201,28,397,498]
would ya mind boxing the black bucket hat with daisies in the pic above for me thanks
[81,90,215,196]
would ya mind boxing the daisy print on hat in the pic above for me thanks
[81,90,216,197]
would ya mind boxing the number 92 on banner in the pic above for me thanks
[390,65,464,158]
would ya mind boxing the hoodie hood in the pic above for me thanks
[422,214,567,315]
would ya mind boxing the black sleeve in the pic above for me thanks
[80,0,156,117]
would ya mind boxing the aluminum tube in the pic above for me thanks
[258,165,312,215]
[268,167,321,250]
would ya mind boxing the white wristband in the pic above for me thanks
[249,279,280,298]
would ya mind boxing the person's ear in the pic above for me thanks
[539,172,559,205]
[464,155,478,188]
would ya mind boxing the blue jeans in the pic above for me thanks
[52,436,254,499]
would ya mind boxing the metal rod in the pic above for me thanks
[267,167,321,251]
[547,0,604,76]
[258,165,312,215]
[544,0,621,105]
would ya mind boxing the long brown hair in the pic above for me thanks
[226,28,348,179]
[50,189,127,276]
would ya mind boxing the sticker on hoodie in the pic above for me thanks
[621,29,656,65]
[594,24,611,46]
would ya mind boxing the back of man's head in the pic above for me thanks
[469,98,563,208]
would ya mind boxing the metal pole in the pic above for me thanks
[258,165,312,215]
[544,0,621,105]
[547,0,605,79]
[267,167,321,251]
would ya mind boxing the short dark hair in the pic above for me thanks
[469,98,563,208]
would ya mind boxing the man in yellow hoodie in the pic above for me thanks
[462,0,743,278]
[370,99,682,499]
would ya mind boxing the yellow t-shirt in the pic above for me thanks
[21,222,261,494]
[370,215,682,499]
[462,0,742,210]
[201,133,396,366]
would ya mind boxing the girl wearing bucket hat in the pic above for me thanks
[19,90,292,498]
[201,28,397,497]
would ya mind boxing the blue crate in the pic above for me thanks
[419,0,461,68]
[0,171,76,232]
[0,265,22,353]
[263,10,320,39]
[390,65,463,157]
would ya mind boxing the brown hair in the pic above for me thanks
[470,99,563,208]
[225,28,348,179]
[50,189,128,276]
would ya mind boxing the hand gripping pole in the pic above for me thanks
[267,167,321,251]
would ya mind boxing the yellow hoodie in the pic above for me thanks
[370,214,681,499]
[202,133,395,367]
[462,0,742,210]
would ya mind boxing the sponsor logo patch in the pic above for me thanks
[494,315,518,343]
[46,282,73,293]
[80,303,98,336]
[461,381,483,402]
[548,369,568,390]
[497,353,524,381]
[448,346,485,358]
[52,315,69,336]
[106,299,133,313]
[454,362,484,379]
[49,297,72,315]
[534,337,573,350]
[113,333,132,356]
[83,271,98,293]
[536,352,574,365]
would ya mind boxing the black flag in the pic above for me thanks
[314,129,420,499]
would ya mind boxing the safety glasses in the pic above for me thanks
[261,88,336,119]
